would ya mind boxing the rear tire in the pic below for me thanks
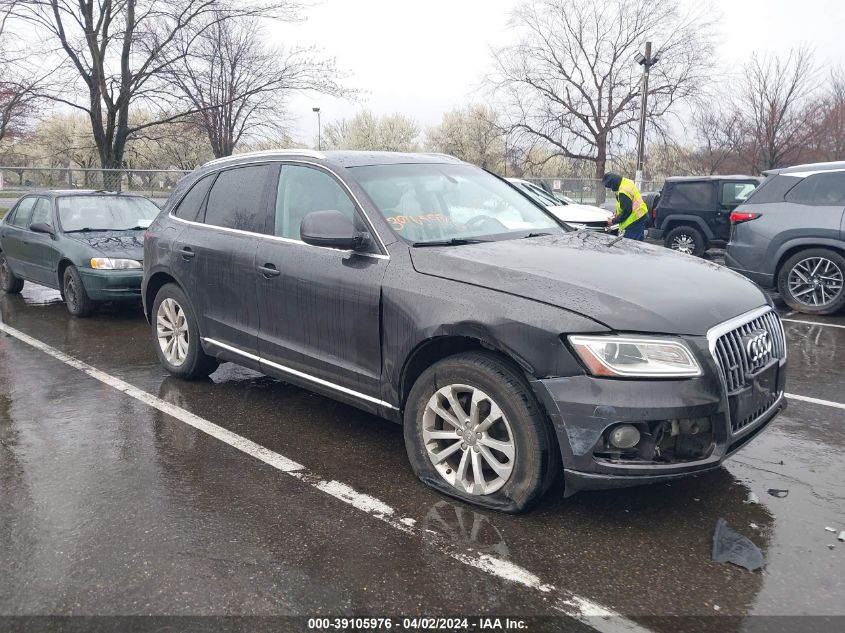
[778,248,845,315]
[0,252,24,294]
[63,265,96,317]
[152,283,219,379]
[665,225,706,257]
[403,351,559,514]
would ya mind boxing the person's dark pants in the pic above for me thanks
[622,216,647,241]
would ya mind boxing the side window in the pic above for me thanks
[784,172,845,206]
[666,182,715,210]
[29,198,53,227]
[204,165,274,233]
[274,165,358,241]
[173,174,215,222]
[9,197,36,228]
[721,182,758,207]
[744,175,799,205]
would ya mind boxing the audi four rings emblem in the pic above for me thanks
[744,330,772,365]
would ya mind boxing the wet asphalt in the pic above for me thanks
[1,276,844,632]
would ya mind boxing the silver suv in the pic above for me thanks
[726,161,845,315]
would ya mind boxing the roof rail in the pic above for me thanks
[202,148,325,168]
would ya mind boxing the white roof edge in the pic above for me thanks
[202,148,325,168]
[781,168,845,178]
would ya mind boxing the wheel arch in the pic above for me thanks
[660,215,713,239]
[144,271,179,321]
[774,240,845,283]
[56,258,74,289]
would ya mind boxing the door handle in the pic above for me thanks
[258,264,280,278]
[178,246,195,260]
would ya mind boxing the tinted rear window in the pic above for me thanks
[204,165,274,233]
[784,171,845,206]
[664,182,715,210]
[173,174,214,222]
[743,175,799,205]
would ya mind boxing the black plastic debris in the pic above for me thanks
[767,489,789,498]
[712,518,765,571]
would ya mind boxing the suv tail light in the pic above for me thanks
[143,229,150,241]
[729,212,760,224]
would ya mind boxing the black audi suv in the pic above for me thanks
[142,150,787,512]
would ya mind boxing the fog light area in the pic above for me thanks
[594,418,714,464]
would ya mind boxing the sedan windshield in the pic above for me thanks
[58,196,160,232]
[351,164,563,244]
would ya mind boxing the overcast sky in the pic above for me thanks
[269,0,845,144]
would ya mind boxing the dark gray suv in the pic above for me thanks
[726,161,845,315]
[143,150,787,512]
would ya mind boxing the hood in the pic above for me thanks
[409,232,768,336]
[67,230,144,260]
[546,204,612,223]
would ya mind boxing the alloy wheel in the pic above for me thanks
[156,298,190,367]
[670,234,695,254]
[422,384,516,495]
[787,256,844,307]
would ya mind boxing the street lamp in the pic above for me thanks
[312,107,322,151]
[634,41,660,189]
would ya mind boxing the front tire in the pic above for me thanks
[778,248,845,315]
[665,225,706,257]
[63,265,96,317]
[152,283,219,379]
[0,252,24,294]
[404,351,559,513]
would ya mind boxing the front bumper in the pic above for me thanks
[530,341,787,496]
[79,268,143,301]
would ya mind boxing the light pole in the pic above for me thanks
[634,42,659,189]
[312,107,322,151]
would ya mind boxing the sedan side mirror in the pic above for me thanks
[30,223,56,236]
[300,210,366,251]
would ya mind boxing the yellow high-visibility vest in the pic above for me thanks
[615,178,648,230]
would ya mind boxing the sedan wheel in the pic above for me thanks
[422,384,516,496]
[787,256,844,309]
[156,297,190,367]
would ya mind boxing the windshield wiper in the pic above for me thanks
[65,228,110,233]
[412,237,492,247]
[522,232,552,239]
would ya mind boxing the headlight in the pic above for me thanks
[569,335,702,378]
[90,257,142,270]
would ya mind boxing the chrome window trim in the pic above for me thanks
[203,337,398,410]
[167,158,390,259]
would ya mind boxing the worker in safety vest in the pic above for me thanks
[601,172,648,241]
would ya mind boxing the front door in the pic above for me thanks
[24,197,62,287]
[256,163,388,407]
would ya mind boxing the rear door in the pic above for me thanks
[24,197,62,287]
[176,163,276,357]
[255,162,389,408]
[0,197,37,279]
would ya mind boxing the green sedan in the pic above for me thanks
[0,190,160,317]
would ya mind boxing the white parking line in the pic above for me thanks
[0,321,649,633]
[782,318,845,330]
[785,393,845,411]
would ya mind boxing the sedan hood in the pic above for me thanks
[546,204,612,224]
[409,232,768,335]
[67,230,144,261]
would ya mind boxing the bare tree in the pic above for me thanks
[426,105,505,171]
[0,3,39,143]
[323,111,420,152]
[812,67,845,163]
[488,0,716,179]
[690,105,746,174]
[740,46,821,171]
[168,15,347,158]
[3,0,297,180]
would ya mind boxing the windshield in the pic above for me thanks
[520,182,563,207]
[58,196,160,232]
[351,164,562,244]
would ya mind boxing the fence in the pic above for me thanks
[522,178,664,205]
[0,167,193,201]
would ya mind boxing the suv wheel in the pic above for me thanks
[665,225,705,257]
[0,253,24,294]
[404,351,559,513]
[778,249,845,315]
[63,265,96,317]
[152,283,219,379]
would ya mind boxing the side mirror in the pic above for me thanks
[29,223,56,236]
[300,210,366,251]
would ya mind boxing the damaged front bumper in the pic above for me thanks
[530,339,788,496]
